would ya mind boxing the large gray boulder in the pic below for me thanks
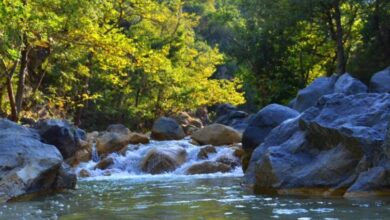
[245,93,390,196]
[334,73,367,95]
[369,67,390,93]
[242,104,299,151]
[241,104,299,171]
[0,119,76,202]
[293,76,337,112]
[35,119,86,160]
[151,117,186,140]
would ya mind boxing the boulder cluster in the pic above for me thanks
[2,67,387,201]
[0,119,78,203]
[243,68,390,197]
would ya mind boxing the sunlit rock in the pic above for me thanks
[191,124,241,146]
[129,132,150,144]
[141,146,187,174]
[96,132,131,156]
[0,119,75,203]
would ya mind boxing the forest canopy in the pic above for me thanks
[0,0,389,130]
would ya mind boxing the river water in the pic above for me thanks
[1,140,390,219]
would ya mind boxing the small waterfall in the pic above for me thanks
[91,144,100,162]
[76,139,243,180]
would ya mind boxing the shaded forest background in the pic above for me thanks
[0,0,389,130]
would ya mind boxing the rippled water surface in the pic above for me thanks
[1,176,390,220]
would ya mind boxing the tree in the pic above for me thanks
[0,0,245,130]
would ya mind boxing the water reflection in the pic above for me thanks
[0,176,389,220]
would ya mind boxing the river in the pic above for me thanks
[1,140,389,219]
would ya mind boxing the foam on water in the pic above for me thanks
[76,138,244,181]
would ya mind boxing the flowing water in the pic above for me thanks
[1,140,390,219]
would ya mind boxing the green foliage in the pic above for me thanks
[190,0,389,109]
[0,0,244,129]
[0,0,388,129]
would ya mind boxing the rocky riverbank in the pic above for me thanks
[243,67,390,197]
[0,67,389,202]
[0,112,244,202]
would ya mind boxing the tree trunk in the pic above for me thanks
[334,1,346,74]
[6,78,17,121]
[0,83,4,114]
[15,42,29,119]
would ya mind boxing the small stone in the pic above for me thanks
[197,145,217,160]
[94,157,114,170]
[79,169,91,178]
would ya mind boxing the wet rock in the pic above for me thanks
[214,104,251,132]
[140,147,187,174]
[334,73,367,95]
[151,117,186,141]
[216,156,241,169]
[191,124,241,146]
[197,146,217,160]
[293,76,337,112]
[185,125,201,135]
[233,147,244,158]
[35,119,86,159]
[79,169,91,178]
[94,157,114,170]
[70,148,92,166]
[344,166,390,197]
[106,124,131,135]
[129,132,150,144]
[186,161,231,175]
[190,139,201,146]
[174,112,203,135]
[96,132,131,156]
[369,67,390,93]
[86,131,99,143]
[195,106,211,125]
[53,163,77,189]
[0,119,73,202]
[103,170,112,176]
[245,93,390,196]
